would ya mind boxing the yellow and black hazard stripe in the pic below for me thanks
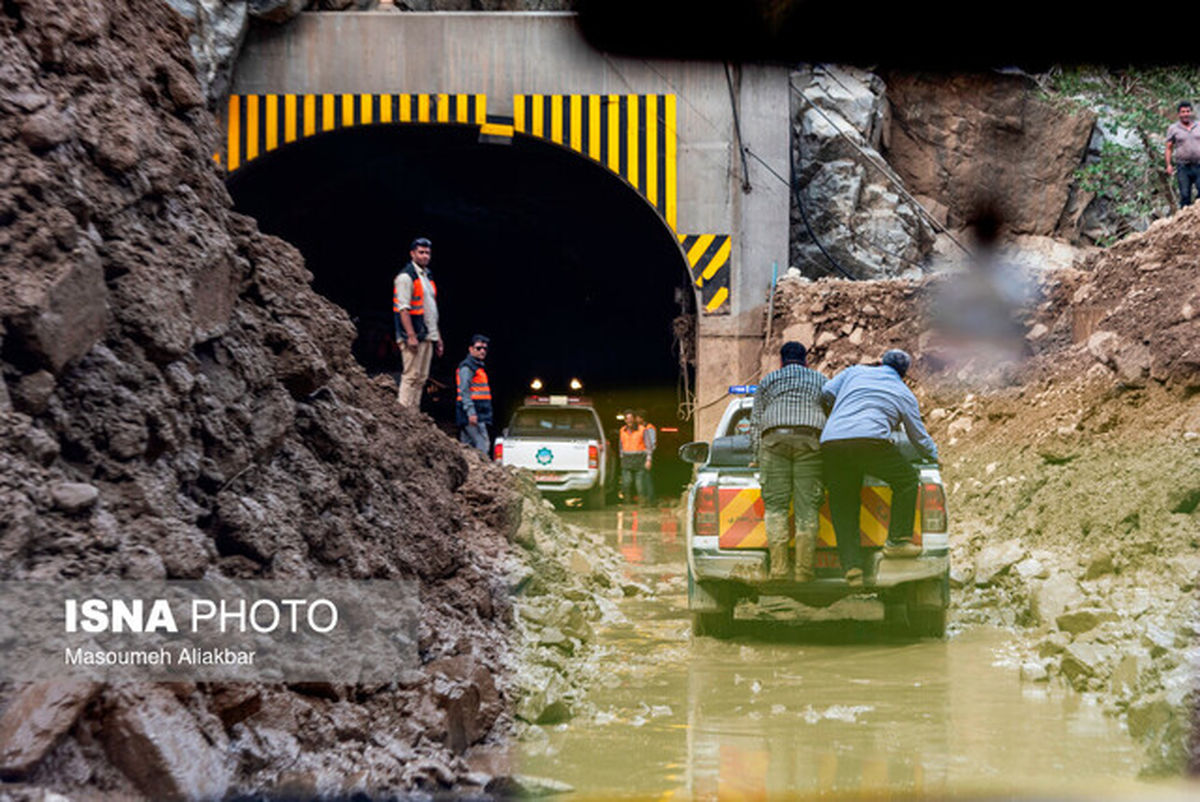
[513,94,677,230]
[717,486,921,551]
[679,234,731,315]
[220,93,487,172]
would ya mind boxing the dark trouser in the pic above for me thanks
[1178,162,1200,207]
[821,438,919,573]
[620,453,648,503]
[459,422,490,455]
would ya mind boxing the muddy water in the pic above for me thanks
[517,507,1183,799]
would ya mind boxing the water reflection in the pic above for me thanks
[527,508,1184,799]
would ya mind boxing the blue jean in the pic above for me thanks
[1178,162,1200,206]
[620,453,652,503]
[459,423,490,455]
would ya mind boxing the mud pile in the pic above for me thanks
[0,0,592,796]
[767,212,1200,775]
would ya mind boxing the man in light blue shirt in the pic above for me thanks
[820,350,939,587]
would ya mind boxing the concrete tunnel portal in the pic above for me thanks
[227,122,697,496]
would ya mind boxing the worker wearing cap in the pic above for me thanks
[820,349,939,588]
[393,237,442,408]
[749,341,828,582]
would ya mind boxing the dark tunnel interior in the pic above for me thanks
[227,123,696,495]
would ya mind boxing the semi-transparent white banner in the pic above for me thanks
[0,580,419,683]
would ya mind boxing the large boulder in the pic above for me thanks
[883,71,1096,238]
[791,65,935,280]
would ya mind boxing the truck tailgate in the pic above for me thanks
[716,483,923,549]
[504,438,592,474]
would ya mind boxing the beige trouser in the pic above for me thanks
[397,340,433,407]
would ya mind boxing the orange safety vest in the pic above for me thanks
[620,424,647,454]
[456,367,491,403]
[393,264,437,341]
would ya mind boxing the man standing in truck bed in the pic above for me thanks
[749,341,827,582]
[820,349,939,588]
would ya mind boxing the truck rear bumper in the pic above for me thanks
[693,550,949,590]
[536,470,600,493]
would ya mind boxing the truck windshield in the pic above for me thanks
[508,407,599,438]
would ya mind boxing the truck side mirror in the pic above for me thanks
[678,441,710,464]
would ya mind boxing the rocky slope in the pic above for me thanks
[0,0,623,796]
[765,207,1200,775]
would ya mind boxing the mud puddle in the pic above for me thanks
[516,506,1189,798]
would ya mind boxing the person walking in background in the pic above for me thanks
[394,237,442,408]
[455,335,492,455]
[820,349,939,588]
[749,342,827,582]
[618,409,649,506]
[636,409,657,505]
[1166,101,1200,207]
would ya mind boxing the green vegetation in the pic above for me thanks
[1042,66,1200,242]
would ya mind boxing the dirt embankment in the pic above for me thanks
[766,210,1200,775]
[0,0,635,797]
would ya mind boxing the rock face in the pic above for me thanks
[883,71,1096,238]
[791,66,935,280]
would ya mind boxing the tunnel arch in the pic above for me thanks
[226,121,697,492]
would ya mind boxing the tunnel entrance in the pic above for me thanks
[227,123,696,496]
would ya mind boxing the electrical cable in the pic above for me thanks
[724,62,753,193]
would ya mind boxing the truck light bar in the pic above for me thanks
[524,395,595,406]
[728,385,758,395]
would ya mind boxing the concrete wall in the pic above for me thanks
[232,12,790,437]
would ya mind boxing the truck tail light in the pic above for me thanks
[588,445,599,469]
[921,483,947,533]
[695,485,718,537]
[494,441,503,462]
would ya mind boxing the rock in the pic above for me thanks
[1055,608,1119,635]
[163,0,249,102]
[973,538,1024,585]
[1141,623,1174,657]
[1030,572,1086,626]
[1027,323,1049,340]
[948,562,974,588]
[18,427,60,466]
[885,71,1095,237]
[780,321,815,347]
[1083,551,1115,579]
[0,681,100,778]
[12,371,56,415]
[248,0,308,23]
[20,107,73,151]
[791,66,934,279]
[1126,692,1173,740]
[1036,631,1071,657]
[50,482,99,513]
[1014,557,1048,580]
[565,550,592,576]
[7,250,108,374]
[103,687,233,801]
[947,417,974,438]
[1060,642,1115,686]
[1109,651,1145,695]
[488,774,575,797]
[1019,661,1049,682]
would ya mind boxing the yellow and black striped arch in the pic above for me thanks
[513,94,677,231]
[221,93,487,172]
[679,234,731,315]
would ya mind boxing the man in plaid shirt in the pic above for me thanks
[749,342,828,581]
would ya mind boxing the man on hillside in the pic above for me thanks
[394,237,443,408]
[820,349,938,588]
[749,342,827,582]
[456,335,492,455]
[1166,101,1200,207]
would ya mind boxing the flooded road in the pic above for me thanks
[516,506,1184,799]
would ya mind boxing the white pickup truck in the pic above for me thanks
[493,396,613,508]
[680,390,951,638]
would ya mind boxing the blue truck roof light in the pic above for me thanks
[728,385,758,395]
